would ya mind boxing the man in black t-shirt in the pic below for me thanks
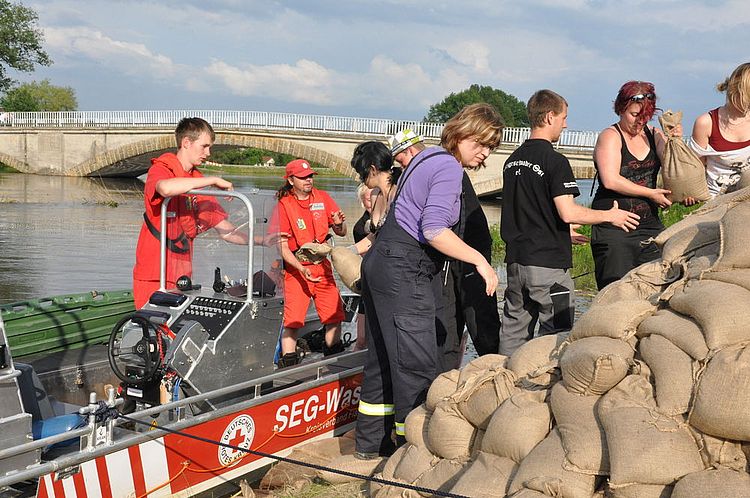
[500,90,641,355]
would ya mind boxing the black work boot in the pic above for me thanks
[323,341,345,357]
[277,352,301,368]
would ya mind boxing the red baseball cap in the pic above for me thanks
[284,159,317,179]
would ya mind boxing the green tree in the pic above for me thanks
[1,79,77,111]
[0,0,51,92]
[424,84,529,127]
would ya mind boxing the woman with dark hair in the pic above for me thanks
[437,103,504,369]
[590,81,677,289]
[349,141,402,255]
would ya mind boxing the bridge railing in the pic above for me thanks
[1,110,600,149]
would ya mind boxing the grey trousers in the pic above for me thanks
[499,263,575,356]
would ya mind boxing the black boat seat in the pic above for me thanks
[15,362,85,443]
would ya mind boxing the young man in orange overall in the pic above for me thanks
[132,117,246,308]
[275,159,347,367]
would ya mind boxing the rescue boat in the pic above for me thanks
[0,189,364,497]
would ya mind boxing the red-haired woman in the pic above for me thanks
[590,81,678,289]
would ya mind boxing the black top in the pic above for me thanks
[501,139,580,268]
[353,210,370,243]
[591,124,661,227]
[459,172,492,262]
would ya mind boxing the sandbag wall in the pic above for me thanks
[370,188,750,498]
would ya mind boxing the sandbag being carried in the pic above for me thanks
[549,382,609,476]
[690,342,750,441]
[330,246,362,293]
[598,375,704,486]
[450,451,518,498]
[658,110,710,203]
[482,389,552,463]
[559,336,633,395]
[296,241,332,264]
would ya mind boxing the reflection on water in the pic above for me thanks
[0,172,594,305]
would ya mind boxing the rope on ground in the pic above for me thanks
[118,413,470,498]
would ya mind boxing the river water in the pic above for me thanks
[0,172,593,306]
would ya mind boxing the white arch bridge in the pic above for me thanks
[0,110,598,197]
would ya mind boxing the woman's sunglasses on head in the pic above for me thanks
[629,93,655,102]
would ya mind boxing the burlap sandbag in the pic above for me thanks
[427,400,476,460]
[296,241,332,264]
[636,309,709,361]
[689,426,748,471]
[482,389,552,463]
[457,354,508,385]
[607,483,674,498]
[507,428,598,498]
[671,469,750,498]
[452,367,518,429]
[329,246,362,293]
[425,369,460,412]
[404,404,431,450]
[263,435,355,488]
[668,279,750,350]
[702,267,750,293]
[690,342,750,441]
[549,382,609,476]
[316,453,387,484]
[592,259,680,308]
[450,451,518,498]
[559,336,633,395]
[507,333,568,387]
[470,429,485,458]
[653,201,729,250]
[658,110,710,203]
[598,375,704,486]
[413,458,467,497]
[507,489,549,497]
[639,334,695,416]
[570,300,656,342]
[713,201,750,270]
[660,221,720,263]
[392,443,439,484]
[370,444,409,497]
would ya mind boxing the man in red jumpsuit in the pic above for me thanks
[132,117,247,308]
[275,159,347,367]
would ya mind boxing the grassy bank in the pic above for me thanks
[490,202,703,292]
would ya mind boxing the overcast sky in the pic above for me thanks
[22,0,749,131]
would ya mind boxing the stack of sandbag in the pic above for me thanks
[367,188,750,498]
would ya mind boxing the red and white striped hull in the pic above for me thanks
[37,374,362,498]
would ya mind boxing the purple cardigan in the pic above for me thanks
[393,147,463,243]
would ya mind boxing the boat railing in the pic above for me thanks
[0,349,366,487]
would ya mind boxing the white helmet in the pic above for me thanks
[388,129,424,155]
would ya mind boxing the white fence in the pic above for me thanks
[0,110,600,150]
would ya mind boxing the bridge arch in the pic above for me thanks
[70,130,358,179]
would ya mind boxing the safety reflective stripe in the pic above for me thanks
[394,422,405,436]
[358,401,395,416]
